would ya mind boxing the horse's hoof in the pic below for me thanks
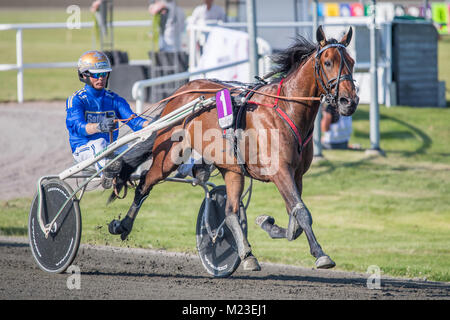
[108,216,134,240]
[315,255,336,269]
[242,254,261,271]
[287,213,303,241]
[108,219,122,235]
[255,215,275,228]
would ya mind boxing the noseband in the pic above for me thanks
[314,43,354,106]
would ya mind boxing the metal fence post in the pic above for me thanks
[384,22,394,107]
[136,87,143,115]
[246,0,259,79]
[312,0,323,159]
[188,26,197,71]
[16,28,24,103]
[424,0,430,21]
[367,0,384,155]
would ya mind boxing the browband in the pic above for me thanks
[315,43,347,57]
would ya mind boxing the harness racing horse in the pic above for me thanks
[109,26,359,271]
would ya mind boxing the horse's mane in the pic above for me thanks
[270,36,318,77]
[270,36,342,79]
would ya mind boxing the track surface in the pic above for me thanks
[1,102,449,301]
[1,236,449,300]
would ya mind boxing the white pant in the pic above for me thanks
[72,138,108,173]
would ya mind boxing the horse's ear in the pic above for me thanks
[340,27,353,47]
[316,25,327,47]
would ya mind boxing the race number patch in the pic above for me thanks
[216,89,234,129]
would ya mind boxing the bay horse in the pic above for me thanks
[109,26,359,271]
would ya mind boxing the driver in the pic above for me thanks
[66,50,150,189]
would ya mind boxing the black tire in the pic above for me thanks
[28,178,81,274]
[196,185,247,278]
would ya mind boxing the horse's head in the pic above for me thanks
[315,26,359,116]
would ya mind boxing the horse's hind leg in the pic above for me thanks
[223,170,261,271]
[109,150,178,240]
[256,199,304,240]
[108,169,152,240]
[255,214,299,239]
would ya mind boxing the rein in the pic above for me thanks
[114,84,320,131]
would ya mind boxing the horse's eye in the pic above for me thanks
[324,61,331,67]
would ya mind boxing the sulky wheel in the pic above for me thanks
[28,178,81,273]
[196,185,247,278]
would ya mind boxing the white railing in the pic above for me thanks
[132,59,249,114]
[0,20,152,103]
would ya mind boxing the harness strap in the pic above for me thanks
[248,78,313,154]
[273,104,314,154]
[245,78,283,108]
[273,105,304,151]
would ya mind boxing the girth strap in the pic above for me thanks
[229,82,267,177]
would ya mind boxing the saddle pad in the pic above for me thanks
[216,89,234,129]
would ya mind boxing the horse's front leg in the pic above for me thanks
[292,201,335,268]
[223,170,261,271]
[273,168,335,269]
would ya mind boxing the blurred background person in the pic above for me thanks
[321,104,353,150]
[149,0,185,52]
[188,0,227,57]
[189,0,226,25]
[91,0,113,50]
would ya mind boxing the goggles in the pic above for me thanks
[84,71,109,79]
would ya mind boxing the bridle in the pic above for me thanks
[314,42,355,106]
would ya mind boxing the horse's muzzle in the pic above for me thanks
[337,95,359,116]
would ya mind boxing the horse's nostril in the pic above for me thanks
[339,97,350,106]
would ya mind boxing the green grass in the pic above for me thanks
[1,104,449,282]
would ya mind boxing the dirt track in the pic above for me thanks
[0,101,73,201]
[0,102,449,301]
[1,236,449,301]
